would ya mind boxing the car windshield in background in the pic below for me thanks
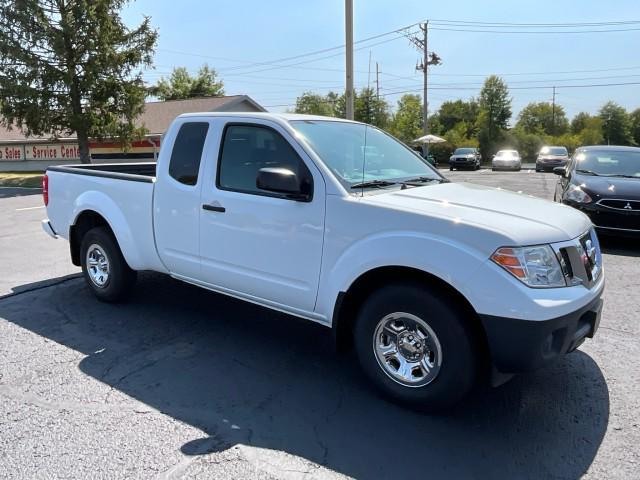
[576,150,640,177]
[541,146,568,156]
[291,120,441,187]
[454,148,475,155]
[496,150,518,158]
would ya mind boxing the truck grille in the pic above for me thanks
[553,228,602,289]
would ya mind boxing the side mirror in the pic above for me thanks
[553,167,567,177]
[256,167,311,201]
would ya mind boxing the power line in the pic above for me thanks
[429,19,640,27]
[380,81,640,97]
[429,26,640,34]
[380,65,640,80]
[227,32,418,77]
[379,73,640,90]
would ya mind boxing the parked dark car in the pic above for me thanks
[554,145,640,237]
[412,146,438,167]
[536,146,569,172]
[449,147,481,170]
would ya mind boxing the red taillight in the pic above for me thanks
[42,173,49,206]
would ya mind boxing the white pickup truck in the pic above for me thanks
[42,113,604,409]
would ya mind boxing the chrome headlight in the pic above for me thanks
[564,185,592,204]
[491,245,566,288]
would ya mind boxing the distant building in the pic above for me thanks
[0,95,265,171]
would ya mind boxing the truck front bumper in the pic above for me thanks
[479,292,603,375]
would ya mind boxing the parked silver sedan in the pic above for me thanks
[492,150,522,171]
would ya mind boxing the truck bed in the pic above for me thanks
[47,162,156,183]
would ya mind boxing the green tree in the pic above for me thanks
[599,101,633,145]
[511,128,544,161]
[477,76,512,158]
[0,0,157,163]
[437,99,479,137]
[152,64,224,101]
[577,116,604,145]
[388,94,423,144]
[330,88,390,127]
[355,87,390,128]
[630,108,640,146]
[293,91,335,116]
[571,112,594,134]
[516,102,569,136]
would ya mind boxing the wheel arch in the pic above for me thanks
[332,266,490,365]
[69,210,118,266]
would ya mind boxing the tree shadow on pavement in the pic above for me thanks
[0,187,42,199]
[0,273,610,480]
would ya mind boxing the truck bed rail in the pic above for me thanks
[47,163,156,183]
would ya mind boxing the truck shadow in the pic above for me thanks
[0,273,609,479]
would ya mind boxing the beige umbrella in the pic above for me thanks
[413,134,446,160]
[413,134,446,144]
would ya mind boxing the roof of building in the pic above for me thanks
[0,95,265,143]
[139,95,265,134]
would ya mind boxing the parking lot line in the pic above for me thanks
[15,205,45,211]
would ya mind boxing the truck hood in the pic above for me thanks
[364,182,592,246]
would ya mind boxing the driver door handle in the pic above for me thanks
[202,204,226,213]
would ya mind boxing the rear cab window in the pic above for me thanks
[168,122,210,186]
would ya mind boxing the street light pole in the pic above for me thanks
[345,0,354,120]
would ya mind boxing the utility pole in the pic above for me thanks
[551,86,556,136]
[345,0,354,120]
[408,21,441,156]
[376,62,380,99]
[422,22,428,136]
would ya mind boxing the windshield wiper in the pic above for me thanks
[402,176,447,184]
[351,179,397,189]
[576,169,600,176]
[604,174,638,179]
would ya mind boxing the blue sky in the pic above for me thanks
[122,0,640,121]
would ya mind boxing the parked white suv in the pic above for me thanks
[42,113,604,410]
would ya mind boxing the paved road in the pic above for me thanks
[1,173,638,479]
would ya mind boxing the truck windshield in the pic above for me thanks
[290,120,441,187]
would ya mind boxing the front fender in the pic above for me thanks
[315,231,488,323]
[71,191,145,270]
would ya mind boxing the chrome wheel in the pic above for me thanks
[373,312,442,387]
[86,244,110,288]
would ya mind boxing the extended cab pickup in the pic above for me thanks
[42,113,604,409]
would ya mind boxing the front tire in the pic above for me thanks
[80,226,137,302]
[353,283,478,411]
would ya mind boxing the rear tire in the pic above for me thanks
[449,166,454,171]
[353,283,478,411]
[80,226,137,303]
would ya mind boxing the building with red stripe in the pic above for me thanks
[0,95,265,171]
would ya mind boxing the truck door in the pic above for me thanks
[199,120,325,314]
[154,120,211,279]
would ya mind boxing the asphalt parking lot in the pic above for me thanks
[1,172,639,479]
